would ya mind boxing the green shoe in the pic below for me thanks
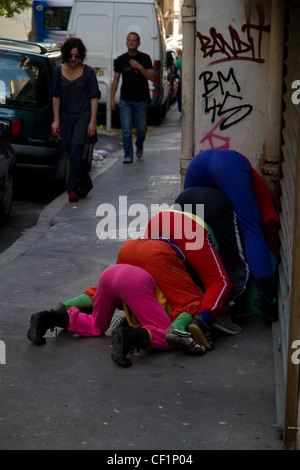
[188,317,214,350]
[166,326,206,355]
[27,309,69,345]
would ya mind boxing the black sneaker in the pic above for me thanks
[111,327,150,367]
[27,309,69,345]
[27,311,49,345]
[166,327,206,355]
[188,317,214,350]
[254,293,278,322]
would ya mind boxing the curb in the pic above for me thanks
[0,153,121,266]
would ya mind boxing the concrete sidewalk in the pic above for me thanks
[0,105,283,451]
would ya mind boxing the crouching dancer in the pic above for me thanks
[27,264,205,367]
[118,210,233,351]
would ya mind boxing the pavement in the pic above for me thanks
[0,104,284,452]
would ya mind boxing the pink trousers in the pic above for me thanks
[67,264,172,350]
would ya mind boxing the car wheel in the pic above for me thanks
[0,172,13,223]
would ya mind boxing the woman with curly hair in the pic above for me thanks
[52,37,100,202]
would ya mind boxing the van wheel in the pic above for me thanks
[0,172,13,223]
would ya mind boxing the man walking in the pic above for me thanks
[110,32,154,163]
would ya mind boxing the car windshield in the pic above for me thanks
[0,53,49,109]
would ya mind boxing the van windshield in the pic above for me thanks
[0,53,49,109]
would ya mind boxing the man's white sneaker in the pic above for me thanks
[211,315,241,335]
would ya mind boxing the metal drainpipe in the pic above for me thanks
[180,0,196,190]
[263,0,284,207]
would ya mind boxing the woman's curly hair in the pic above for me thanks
[61,37,87,63]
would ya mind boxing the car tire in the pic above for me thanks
[0,171,13,223]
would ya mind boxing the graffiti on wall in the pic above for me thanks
[200,68,253,129]
[196,11,270,66]
[199,68,253,149]
[196,3,270,150]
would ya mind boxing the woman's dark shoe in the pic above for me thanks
[78,186,93,198]
[68,193,79,203]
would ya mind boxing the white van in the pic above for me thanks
[67,0,170,125]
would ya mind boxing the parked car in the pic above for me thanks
[0,38,71,187]
[0,122,15,223]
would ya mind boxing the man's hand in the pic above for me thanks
[129,59,141,71]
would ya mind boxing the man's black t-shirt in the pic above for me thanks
[113,51,153,103]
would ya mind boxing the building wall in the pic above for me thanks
[0,8,32,40]
[278,0,300,450]
[194,0,279,179]
[188,0,300,449]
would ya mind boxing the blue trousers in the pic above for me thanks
[118,99,147,159]
[184,149,273,298]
